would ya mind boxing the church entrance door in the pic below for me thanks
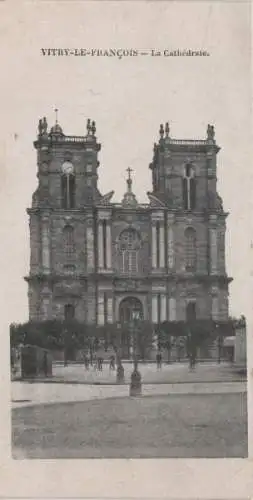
[119,297,143,359]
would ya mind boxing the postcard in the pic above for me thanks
[0,1,252,498]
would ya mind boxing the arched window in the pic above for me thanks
[64,304,75,320]
[61,174,75,209]
[185,227,197,271]
[63,225,75,261]
[182,164,196,210]
[119,229,140,274]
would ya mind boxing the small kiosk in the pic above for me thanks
[21,345,53,378]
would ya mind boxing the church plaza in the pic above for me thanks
[12,361,247,459]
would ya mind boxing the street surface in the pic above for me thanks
[11,362,247,459]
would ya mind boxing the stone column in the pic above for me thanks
[159,224,165,268]
[86,219,94,272]
[160,294,167,322]
[209,216,218,274]
[211,288,219,320]
[218,226,226,274]
[97,292,105,325]
[41,215,50,274]
[169,297,176,321]
[98,221,104,269]
[210,228,218,274]
[106,221,112,269]
[41,286,51,320]
[167,215,174,269]
[152,224,157,269]
[107,296,113,323]
[152,295,158,323]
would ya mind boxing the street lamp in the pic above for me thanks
[116,322,124,383]
[129,309,142,396]
[132,309,140,369]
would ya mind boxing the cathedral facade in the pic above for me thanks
[26,116,232,329]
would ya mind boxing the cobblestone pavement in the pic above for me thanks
[12,393,247,459]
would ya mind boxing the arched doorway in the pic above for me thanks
[118,297,144,359]
[119,296,143,324]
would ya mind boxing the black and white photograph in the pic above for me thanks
[0,0,252,492]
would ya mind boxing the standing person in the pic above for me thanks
[156,351,162,370]
[109,355,115,371]
[93,354,97,371]
[84,353,89,370]
[187,332,197,370]
[99,357,104,371]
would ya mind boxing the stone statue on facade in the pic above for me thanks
[207,124,215,141]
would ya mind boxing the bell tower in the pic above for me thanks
[32,113,103,210]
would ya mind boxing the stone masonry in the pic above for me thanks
[25,117,232,333]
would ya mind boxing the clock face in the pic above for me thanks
[61,161,74,174]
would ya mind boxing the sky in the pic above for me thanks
[0,1,251,324]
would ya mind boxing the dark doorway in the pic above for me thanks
[186,302,196,322]
[64,304,75,321]
[119,297,143,359]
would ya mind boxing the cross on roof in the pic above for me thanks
[54,108,58,124]
[126,167,133,181]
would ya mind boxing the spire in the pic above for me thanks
[54,108,58,124]
[122,167,138,208]
[126,166,133,192]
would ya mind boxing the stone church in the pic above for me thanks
[26,115,232,331]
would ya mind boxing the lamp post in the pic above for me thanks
[129,309,142,396]
[116,322,125,383]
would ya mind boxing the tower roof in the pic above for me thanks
[50,108,64,136]
[50,122,64,135]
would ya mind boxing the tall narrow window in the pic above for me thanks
[119,229,140,275]
[182,164,196,210]
[61,174,75,209]
[185,227,197,271]
[186,302,196,322]
[156,221,160,268]
[63,225,75,261]
[64,304,75,320]
[102,219,107,269]
[104,294,108,324]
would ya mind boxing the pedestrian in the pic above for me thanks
[109,355,115,371]
[84,354,89,370]
[93,354,97,371]
[156,351,162,370]
[98,357,103,371]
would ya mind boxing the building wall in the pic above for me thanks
[26,120,231,326]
